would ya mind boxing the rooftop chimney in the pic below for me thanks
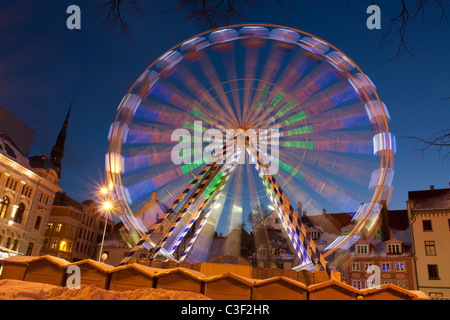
[322,208,327,215]
[430,185,435,190]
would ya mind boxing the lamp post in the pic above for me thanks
[98,187,113,262]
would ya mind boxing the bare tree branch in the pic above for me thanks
[379,0,449,64]
[90,0,145,40]
[403,129,450,161]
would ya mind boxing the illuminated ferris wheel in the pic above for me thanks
[107,24,395,275]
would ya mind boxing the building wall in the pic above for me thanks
[0,154,61,258]
[40,193,115,262]
[344,255,416,290]
[410,209,450,297]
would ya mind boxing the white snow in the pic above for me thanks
[0,279,210,300]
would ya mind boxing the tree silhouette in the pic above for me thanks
[92,0,449,62]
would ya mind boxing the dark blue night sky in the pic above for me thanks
[0,0,449,211]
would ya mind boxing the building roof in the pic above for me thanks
[408,188,450,211]
[53,192,84,211]
[203,272,255,286]
[0,131,33,170]
[28,154,58,173]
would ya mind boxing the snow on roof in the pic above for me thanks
[0,131,33,170]
[28,255,71,267]
[203,272,255,286]
[109,263,164,277]
[308,279,362,294]
[0,255,37,264]
[155,267,206,280]
[254,276,308,289]
[360,283,418,298]
[71,259,115,271]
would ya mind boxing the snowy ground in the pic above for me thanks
[0,279,210,300]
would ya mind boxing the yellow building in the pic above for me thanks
[0,117,62,258]
[40,192,115,262]
[407,186,450,298]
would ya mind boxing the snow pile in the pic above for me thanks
[0,280,210,300]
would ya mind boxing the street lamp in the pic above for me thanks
[98,189,113,262]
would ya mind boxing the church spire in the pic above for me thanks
[50,100,72,177]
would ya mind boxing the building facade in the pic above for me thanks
[0,134,61,258]
[40,192,115,262]
[407,186,450,298]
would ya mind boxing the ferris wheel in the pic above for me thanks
[106,24,395,275]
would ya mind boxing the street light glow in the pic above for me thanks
[103,201,112,210]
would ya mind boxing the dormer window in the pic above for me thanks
[356,244,369,255]
[385,239,403,255]
[387,243,402,254]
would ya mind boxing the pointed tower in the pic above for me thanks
[50,102,72,177]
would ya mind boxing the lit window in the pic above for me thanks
[352,280,362,289]
[425,241,436,255]
[47,223,53,232]
[395,262,406,272]
[429,292,443,297]
[59,241,67,251]
[0,196,10,218]
[356,244,369,255]
[55,223,62,232]
[381,262,391,271]
[51,240,58,249]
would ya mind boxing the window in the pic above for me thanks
[381,262,391,272]
[13,203,25,224]
[308,230,319,240]
[47,223,53,232]
[427,265,440,280]
[5,237,11,249]
[356,244,369,255]
[59,241,68,251]
[352,262,360,271]
[395,262,406,272]
[0,196,10,218]
[387,243,402,254]
[26,242,34,256]
[55,223,62,232]
[34,216,42,230]
[352,280,362,289]
[11,239,18,251]
[422,220,432,231]
[425,241,437,255]
[429,292,443,297]
[396,280,408,289]
[364,262,373,271]
[51,240,58,249]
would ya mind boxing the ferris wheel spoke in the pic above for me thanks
[172,62,239,128]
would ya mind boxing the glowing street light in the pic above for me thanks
[98,187,113,262]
